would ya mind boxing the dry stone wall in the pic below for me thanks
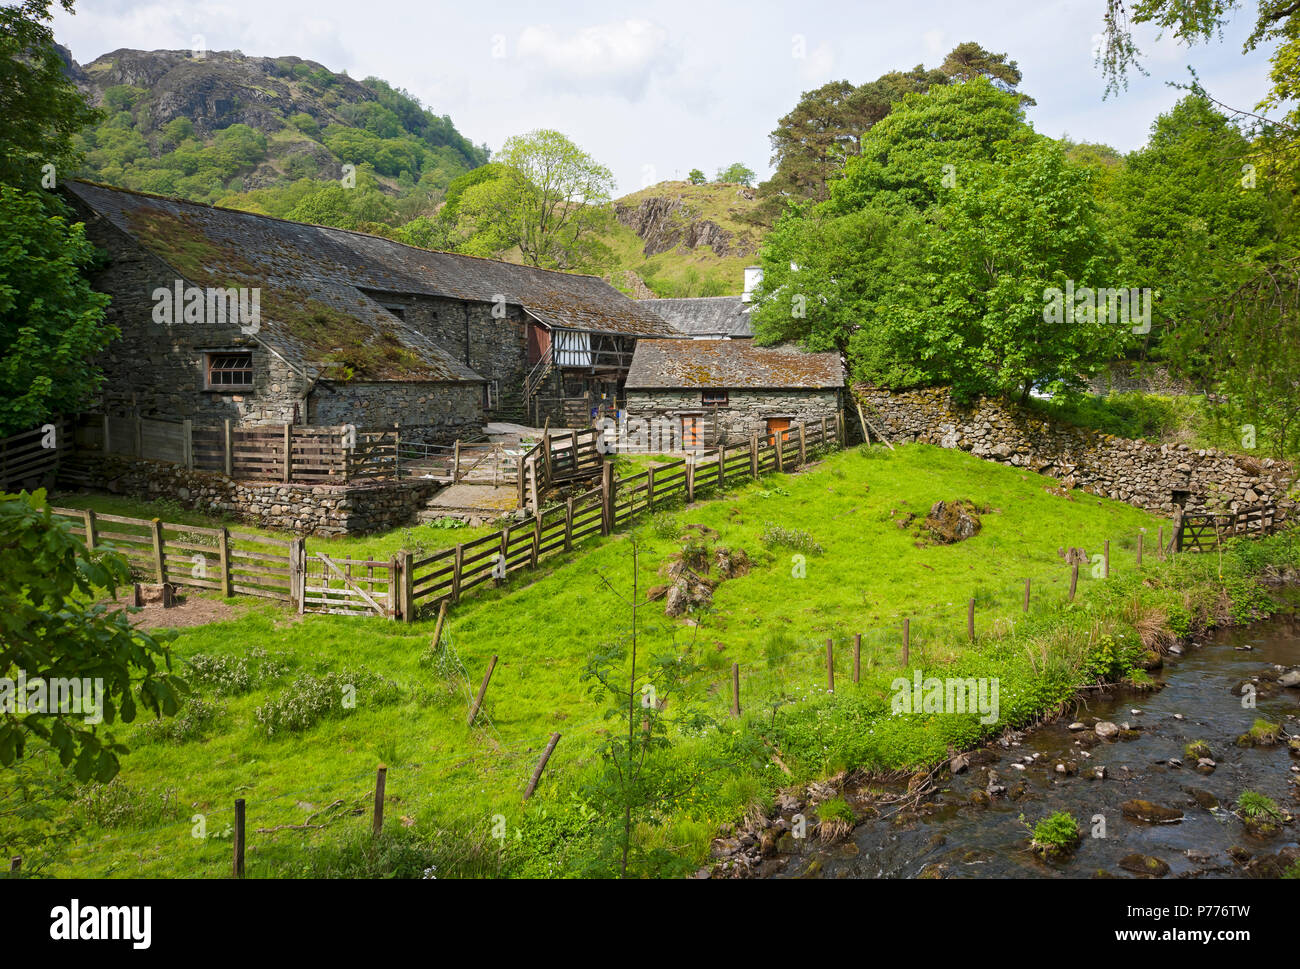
[856,385,1295,517]
[61,455,445,536]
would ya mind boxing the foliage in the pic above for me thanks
[760,521,825,555]
[0,1,100,191]
[0,491,183,782]
[687,168,706,185]
[253,671,400,736]
[1235,789,1283,820]
[715,162,756,186]
[0,186,117,433]
[1024,810,1081,857]
[186,649,289,696]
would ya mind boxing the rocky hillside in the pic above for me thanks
[603,181,768,297]
[66,47,486,205]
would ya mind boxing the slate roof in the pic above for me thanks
[643,296,752,337]
[65,180,679,382]
[625,338,843,390]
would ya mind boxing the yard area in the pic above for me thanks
[15,443,1285,878]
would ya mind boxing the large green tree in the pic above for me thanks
[0,1,99,192]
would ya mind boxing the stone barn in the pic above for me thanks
[623,338,844,449]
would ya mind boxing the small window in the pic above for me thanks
[206,351,253,389]
[702,389,728,405]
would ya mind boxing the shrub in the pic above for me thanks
[76,779,183,828]
[1235,790,1282,820]
[254,671,401,736]
[187,648,289,696]
[1025,811,1080,858]
[760,521,824,555]
[138,697,223,744]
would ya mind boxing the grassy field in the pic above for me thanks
[10,443,1295,878]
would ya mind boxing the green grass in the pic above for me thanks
[10,443,1295,878]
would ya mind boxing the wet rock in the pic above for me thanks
[1068,721,1086,732]
[1184,788,1219,810]
[1185,740,1212,761]
[1195,758,1217,775]
[968,790,991,807]
[1279,669,1300,688]
[917,862,947,879]
[922,500,983,544]
[1095,721,1120,739]
[1121,799,1184,824]
[1119,853,1170,877]
[1227,845,1252,864]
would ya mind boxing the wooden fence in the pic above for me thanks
[50,506,396,617]
[1175,504,1281,552]
[517,427,605,509]
[75,413,402,484]
[0,420,68,491]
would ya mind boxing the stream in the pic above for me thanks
[772,610,1300,879]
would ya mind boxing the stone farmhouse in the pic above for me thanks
[61,182,845,449]
[62,180,679,442]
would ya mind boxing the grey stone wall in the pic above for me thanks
[857,385,1295,516]
[367,291,529,415]
[626,388,841,446]
[72,198,309,426]
[60,454,445,536]
[308,381,483,444]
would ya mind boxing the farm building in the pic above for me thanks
[641,265,761,339]
[623,338,844,449]
[61,180,678,442]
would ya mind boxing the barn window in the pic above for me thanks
[205,351,253,388]
[702,389,728,405]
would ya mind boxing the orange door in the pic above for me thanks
[681,416,701,449]
[766,418,790,446]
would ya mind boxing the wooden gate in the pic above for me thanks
[302,552,395,617]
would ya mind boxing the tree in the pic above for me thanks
[687,168,706,185]
[715,162,756,186]
[939,41,1036,105]
[0,186,116,434]
[456,129,615,270]
[0,491,184,783]
[0,1,99,191]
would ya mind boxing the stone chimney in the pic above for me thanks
[742,265,763,303]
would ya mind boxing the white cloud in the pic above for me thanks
[514,19,679,101]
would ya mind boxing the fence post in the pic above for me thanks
[968,598,976,641]
[902,619,910,667]
[717,444,726,489]
[218,526,233,598]
[82,509,97,551]
[731,663,741,716]
[774,431,784,473]
[750,432,759,479]
[523,732,561,801]
[451,543,463,604]
[798,425,807,466]
[1136,531,1143,568]
[431,600,449,648]
[685,454,695,503]
[1103,540,1110,578]
[467,654,498,727]
[1023,577,1031,612]
[223,418,233,476]
[498,526,510,584]
[820,416,827,447]
[601,461,614,535]
[853,633,861,682]
[564,497,574,551]
[825,638,834,693]
[289,538,305,612]
[401,550,414,622]
[151,519,166,584]
[232,798,245,878]
[1069,563,1079,601]
[282,423,291,483]
[542,430,552,487]
[646,467,656,511]
[517,456,526,508]
[531,513,541,566]
[372,766,387,837]
[453,440,461,483]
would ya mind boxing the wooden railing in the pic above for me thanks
[0,420,68,491]
[74,413,403,484]
[1175,504,1281,552]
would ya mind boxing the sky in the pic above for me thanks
[51,0,1281,194]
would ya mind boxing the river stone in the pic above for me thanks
[1184,788,1219,810]
[1279,669,1300,688]
[1095,721,1120,739]
[1121,799,1185,823]
[1068,721,1086,731]
[1119,853,1170,877]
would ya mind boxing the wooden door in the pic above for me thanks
[681,415,701,449]
[765,418,790,446]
